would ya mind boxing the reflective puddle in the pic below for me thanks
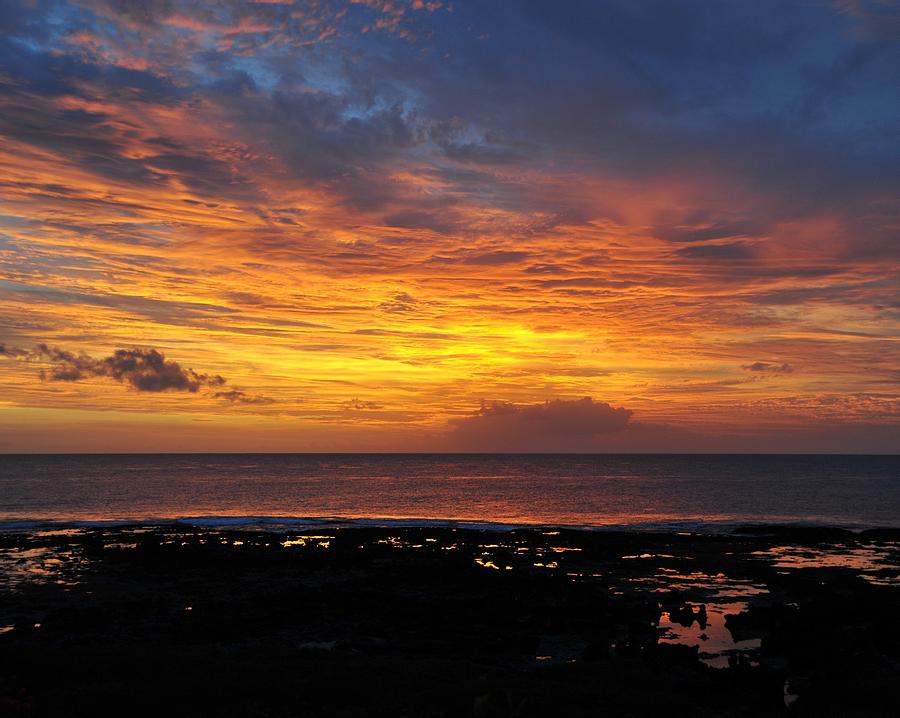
[752,543,900,585]
[658,601,761,668]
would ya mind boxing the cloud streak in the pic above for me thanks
[742,362,795,374]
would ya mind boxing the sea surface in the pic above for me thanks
[0,453,898,531]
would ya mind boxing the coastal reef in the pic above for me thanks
[1,525,899,716]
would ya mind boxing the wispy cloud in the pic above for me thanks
[0,0,897,450]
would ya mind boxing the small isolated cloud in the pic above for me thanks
[341,398,383,410]
[463,251,530,265]
[742,361,795,373]
[447,397,633,451]
[213,389,275,405]
[1,343,273,404]
[378,292,418,313]
[676,242,753,260]
[383,210,456,234]
[655,220,764,243]
[26,344,224,392]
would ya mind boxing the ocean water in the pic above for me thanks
[0,454,898,531]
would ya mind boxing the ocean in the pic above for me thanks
[1,453,898,531]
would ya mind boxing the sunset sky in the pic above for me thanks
[0,0,898,452]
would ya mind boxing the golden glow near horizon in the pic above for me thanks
[0,0,898,452]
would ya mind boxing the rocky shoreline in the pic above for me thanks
[1,524,899,716]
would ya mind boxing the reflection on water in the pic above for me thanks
[653,568,769,600]
[784,680,800,707]
[752,543,900,585]
[282,535,334,549]
[618,566,768,667]
[0,533,87,591]
[659,602,761,668]
[3,454,899,529]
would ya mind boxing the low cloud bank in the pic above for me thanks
[448,398,633,451]
[441,396,899,453]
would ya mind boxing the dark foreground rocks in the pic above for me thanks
[0,526,898,717]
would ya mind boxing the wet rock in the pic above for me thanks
[297,639,336,652]
[696,604,707,628]
[660,588,684,608]
[670,604,707,628]
[656,642,699,665]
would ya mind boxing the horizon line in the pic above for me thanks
[2,451,898,457]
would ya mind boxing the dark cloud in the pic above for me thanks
[1,343,273,404]
[742,361,795,373]
[524,264,568,275]
[463,251,530,266]
[440,140,525,165]
[676,242,754,260]
[412,0,898,254]
[3,0,898,251]
[653,219,766,243]
[834,0,900,41]
[213,389,275,405]
[378,292,418,313]
[89,0,178,28]
[0,343,27,358]
[383,209,456,234]
[448,398,632,451]
[535,277,634,289]
[0,78,256,204]
[25,344,224,392]
[215,86,424,212]
[341,398,383,410]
